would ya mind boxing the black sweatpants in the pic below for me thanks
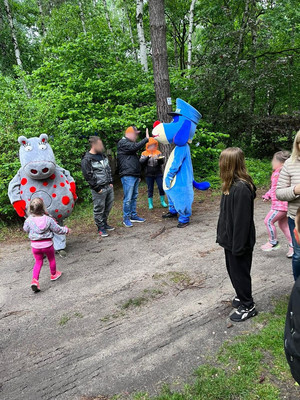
[224,249,254,308]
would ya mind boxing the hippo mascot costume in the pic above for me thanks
[8,134,77,254]
[152,98,210,227]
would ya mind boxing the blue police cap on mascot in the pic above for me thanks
[152,98,210,227]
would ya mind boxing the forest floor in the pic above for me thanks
[0,184,299,400]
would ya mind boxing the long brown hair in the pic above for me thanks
[219,147,254,195]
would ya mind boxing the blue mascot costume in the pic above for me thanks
[152,98,210,227]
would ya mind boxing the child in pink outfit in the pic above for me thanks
[23,198,70,292]
[262,151,293,257]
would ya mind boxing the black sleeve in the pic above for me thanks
[232,184,253,255]
[120,138,149,155]
[139,155,149,164]
[107,159,113,184]
[81,158,103,192]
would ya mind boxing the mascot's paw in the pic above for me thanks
[193,180,210,190]
[69,182,78,201]
[13,200,27,217]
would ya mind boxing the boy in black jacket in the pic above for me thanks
[81,136,114,237]
[217,147,257,322]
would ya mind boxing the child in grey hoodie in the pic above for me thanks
[23,198,69,292]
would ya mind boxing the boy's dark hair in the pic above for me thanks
[89,136,101,148]
[29,197,46,216]
[274,150,290,163]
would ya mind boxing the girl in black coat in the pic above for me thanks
[217,147,257,322]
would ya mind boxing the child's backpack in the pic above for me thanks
[284,276,300,384]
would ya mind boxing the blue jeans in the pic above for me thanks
[146,176,165,198]
[288,217,300,281]
[121,176,139,220]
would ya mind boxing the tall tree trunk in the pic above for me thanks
[37,0,46,36]
[235,0,250,61]
[148,0,172,158]
[48,0,54,14]
[174,30,179,68]
[187,0,196,70]
[3,0,30,96]
[136,0,148,71]
[0,11,8,62]
[249,0,258,116]
[122,0,138,61]
[102,0,113,32]
[4,0,23,70]
[78,0,87,35]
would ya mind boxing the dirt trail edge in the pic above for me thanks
[0,198,294,400]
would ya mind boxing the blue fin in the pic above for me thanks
[193,180,210,190]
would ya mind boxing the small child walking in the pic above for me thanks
[261,151,293,257]
[23,198,70,292]
[140,137,168,210]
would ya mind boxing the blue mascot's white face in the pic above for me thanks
[18,134,56,180]
[152,99,202,146]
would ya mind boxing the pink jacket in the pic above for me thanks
[263,167,288,212]
[23,215,69,241]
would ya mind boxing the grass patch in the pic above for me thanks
[152,271,206,293]
[100,310,126,322]
[132,296,299,400]
[58,311,84,326]
[121,289,165,310]
[121,296,149,310]
[100,288,165,323]
[152,271,192,284]
[59,314,71,326]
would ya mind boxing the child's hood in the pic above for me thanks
[29,215,51,233]
[143,137,160,156]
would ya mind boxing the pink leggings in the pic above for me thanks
[264,209,292,245]
[32,245,56,280]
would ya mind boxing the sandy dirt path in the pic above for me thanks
[0,192,295,400]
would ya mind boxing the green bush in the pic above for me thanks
[246,158,271,188]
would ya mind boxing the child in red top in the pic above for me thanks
[261,151,293,257]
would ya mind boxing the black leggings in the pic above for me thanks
[224,249,254,308]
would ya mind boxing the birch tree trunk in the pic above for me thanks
[78,0,87,35]
[148,0,173,158]
[4,0,23,70]
[37,0,46,36]
[123,0,138,61]
[235,0,250,61]
[187,0,196,70]
[0,11,8,61]
[102,0,113,32]
[3,0,30,96]
[136,0,148,71]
